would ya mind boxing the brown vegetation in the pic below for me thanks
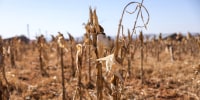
[0,1,200,100]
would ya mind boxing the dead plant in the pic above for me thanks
[139,31,144,84]
[37,35,49,77]
[0,36,10,100]
[67,33,76,77]
[57,32,68,100]
[86,7,104,100]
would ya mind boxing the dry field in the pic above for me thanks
[1,2,200,100]
[0,32,200,100]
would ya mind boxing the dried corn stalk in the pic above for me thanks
[57,32,68,100]
[37,35,49,77]
[74,44,83,100]
[83,33,92,81]
[139,31,144,84]
[157,33,162,62]
[67,33,76,77]
[0,36,10,100]
[88,8,104,100]
[10,37,16,68]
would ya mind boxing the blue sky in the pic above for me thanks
[0,0,199,39]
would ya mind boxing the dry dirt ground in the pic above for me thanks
[2,44,200,100]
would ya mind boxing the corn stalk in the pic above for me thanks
[157,33,162,62]
[37,35,49,77]
[139,31,144,84]
[60,46,66,100]
[116,0,149,85]
[10,38,16,68]
[0,37,10,100]
[73,44,84,100]
[168,40,174,62]
[68,33,76,77]
[57,33,68,100]
[88,33,92,81]
[87,7,104,100]
[144,35,149,62]
[84,33,92,82]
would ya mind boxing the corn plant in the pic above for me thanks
[57,32,68,100]
[116,0,149,85]
[0,36,10,100]
[83,33,93,82]
[144,34,151,63]
[93,10,104,100]
[10,37,16,68]
[37,35,49,77]
[139,31,144,84]
[168,38,174,62]
[93,0,150,98]
[157,33,162,62]
[73,43,85,100]
[67,33,76,77]
[84,7,104,99]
